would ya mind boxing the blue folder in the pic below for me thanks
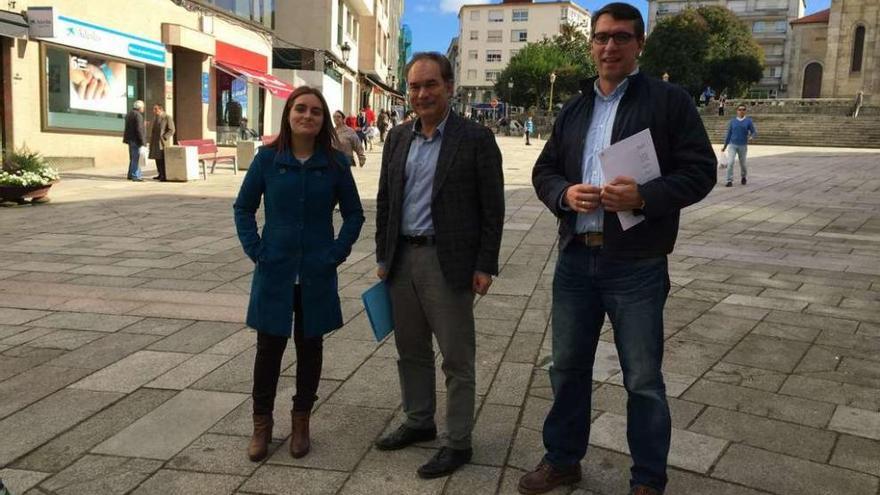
[361,281,394,342]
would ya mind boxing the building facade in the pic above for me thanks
[787,0,877,102]
[272,0,403,132]
[648,0,806,97]
[1,0,282,170]
[455,0,590,107]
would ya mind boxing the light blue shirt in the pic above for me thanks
[401,112,449,235]
[576,76,631,234]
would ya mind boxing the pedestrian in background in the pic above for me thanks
[234,86,365,463]
[122,100,146,181]
[375,52,504,480]
[378,110,389,142]
[525,116,534,145]
[333,110,366,167]
[722,104,757,187]
[148,103,175,182]
[524,3,716,494]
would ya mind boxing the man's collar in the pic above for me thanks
[412,109,451,138]
[594,68,640,99]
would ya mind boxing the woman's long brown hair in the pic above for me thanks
[268,86,339,166]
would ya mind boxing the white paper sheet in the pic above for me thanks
[598,128,661,230]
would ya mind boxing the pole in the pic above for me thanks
[548,71,557,115]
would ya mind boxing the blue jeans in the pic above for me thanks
[543,243,671,492]
[726,144,747,182]
[127,143,141,179]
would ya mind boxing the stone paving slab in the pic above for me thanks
[1,142,879,494]
[92,389,248,460]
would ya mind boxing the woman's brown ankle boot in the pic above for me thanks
[248,414,273,461]
[289,410,311,458]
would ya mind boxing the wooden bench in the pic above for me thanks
[178,139,237,179]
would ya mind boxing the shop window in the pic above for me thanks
[215,69,264,145]
[44,45,144,133]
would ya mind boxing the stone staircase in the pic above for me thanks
[701,114,880,148]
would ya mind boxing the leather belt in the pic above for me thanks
[401,235,436,246]
[573,232,604,247]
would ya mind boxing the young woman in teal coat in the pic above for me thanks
[234,86,364,462]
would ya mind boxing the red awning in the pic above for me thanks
[215,60,294,100]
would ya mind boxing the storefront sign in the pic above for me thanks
[27,7,55,38]
[33,13,166,66]
[201,72,210,104]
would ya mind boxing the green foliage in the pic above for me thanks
[641,6,763,97]
[494,24,596,109]
[0,147,59,187]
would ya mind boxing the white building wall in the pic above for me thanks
[457,1,590,103]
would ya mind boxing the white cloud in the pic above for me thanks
[439,0,493,14]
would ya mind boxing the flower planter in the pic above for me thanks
[0,182,55,204]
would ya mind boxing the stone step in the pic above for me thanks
[701,115,880,148]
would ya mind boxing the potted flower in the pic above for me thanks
[0,147,60,204]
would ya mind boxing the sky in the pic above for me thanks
[401,0,832,55]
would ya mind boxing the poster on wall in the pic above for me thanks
[68,55,127,114]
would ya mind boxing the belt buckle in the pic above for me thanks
[583,233,603,247]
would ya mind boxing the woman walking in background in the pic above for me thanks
[234,86,364,462]
[333,110,366,167]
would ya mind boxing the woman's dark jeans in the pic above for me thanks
[252,286,323,414]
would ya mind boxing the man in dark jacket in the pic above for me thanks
[374,52,504,479]
[519,4,716,495]
[122,100,146,181]
[148,103,175,181]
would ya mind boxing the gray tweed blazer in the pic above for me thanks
[375,111,505,289]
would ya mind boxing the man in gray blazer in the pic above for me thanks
[374,52,505,479]
[148,103,175,181]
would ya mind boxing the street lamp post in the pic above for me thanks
[507,79,514,120]
[467,91,473,118]
[548,71,557,115]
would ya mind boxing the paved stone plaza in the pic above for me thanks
[1,137,879,495]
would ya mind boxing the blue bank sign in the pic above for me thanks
[28,8,166,66]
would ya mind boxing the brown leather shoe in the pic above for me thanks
[630,485,662,495]
[247,414,273,462]
[518,460,582,494]
[289,410,311,458]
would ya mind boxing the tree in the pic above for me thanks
[700,6,764,97]
[641,6,763,97]
[494,24,596,109]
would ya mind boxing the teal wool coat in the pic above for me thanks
[233,146,364,338]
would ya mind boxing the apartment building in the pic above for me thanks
[358,0,405,112]
[647,0,806,97]
[455,0,590,106]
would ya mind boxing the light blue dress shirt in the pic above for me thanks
[401,112,449,236]
[576,76,631,234]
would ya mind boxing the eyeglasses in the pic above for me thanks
[591,32,637,45]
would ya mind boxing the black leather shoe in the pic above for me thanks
[417,446,472,479]
[741,177,747,185]
[375,425,437,451]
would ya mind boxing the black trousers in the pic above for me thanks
[155,158,166,180]
[252,286,323,414]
